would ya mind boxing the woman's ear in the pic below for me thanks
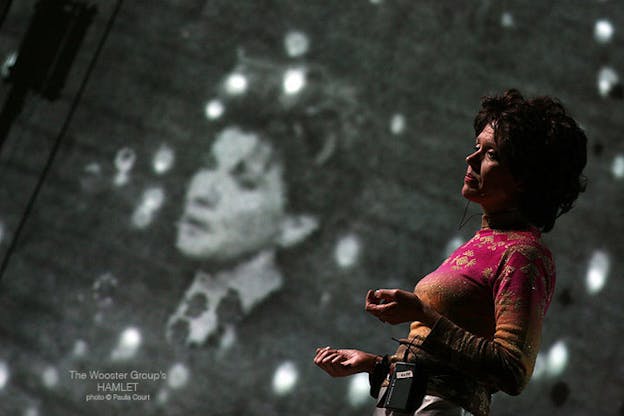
[276,214,319,248]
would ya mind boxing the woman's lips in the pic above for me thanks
[179,215,212,233]
[464,174,478,185]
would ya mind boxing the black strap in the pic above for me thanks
[369,354,390,399]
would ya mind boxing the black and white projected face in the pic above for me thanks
[176,126,286,262]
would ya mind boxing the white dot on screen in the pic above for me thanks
[72,340,88,357]
[283,68,306,95]
[594,19,614,43]
[272,361,298,395]
[205,99,225,120]
[284,31,310,57]
[131,187,166,229]
[224,73,248,95]
[500,12,515,28]
[334,233,361,268]
[143,187,165,210]
[612,154,624,179]
[153,144,175,174]
[42,366,59,388]
[597,66,619,97]
[390,113,406,135]
[546,340,568,377]
[114,147,136,173]
[111,327,142,360]
[586,250,610,295]
[348,373,370,407]
[0,361,9,390]
[121,327,141,348]
[168,363,190,389]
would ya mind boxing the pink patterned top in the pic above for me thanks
[391,215,555,416]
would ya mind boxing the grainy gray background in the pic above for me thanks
[0,1,622,415]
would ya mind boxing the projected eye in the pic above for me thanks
[231,160,263,190]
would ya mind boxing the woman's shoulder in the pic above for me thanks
[496,230,554,277]
[472,227,553,268]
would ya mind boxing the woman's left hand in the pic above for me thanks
[313,347,378,377]
[365,289,440,326]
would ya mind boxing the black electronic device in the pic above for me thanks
[383,361,427,413]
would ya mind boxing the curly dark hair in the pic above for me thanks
[474,89,587,232]
[204,55,371,217]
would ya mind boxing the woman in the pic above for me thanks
[314,89,587,416]
[167,55,368,347]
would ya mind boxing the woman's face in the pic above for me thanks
[176,127,286,261]
[462,124,521,213]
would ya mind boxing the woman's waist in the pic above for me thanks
[383,350,493,416]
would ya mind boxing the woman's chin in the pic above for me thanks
[175,237,252,264]
[175,237,217,260]
[461,188,478,202]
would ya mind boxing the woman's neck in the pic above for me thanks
[481,209,530,230]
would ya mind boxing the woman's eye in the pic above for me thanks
[487,151,498,160]
[231,161,261,190]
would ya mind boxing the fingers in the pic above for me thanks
[366,289,399,308]
[365,291,397,319]
[365,290,375,305]
[314,346,334,364]
[366,289,388,305]
[314,347,345,365]
[372,289,397,301]
[314,347,353,377]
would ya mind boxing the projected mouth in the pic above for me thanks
[179,215,212,233]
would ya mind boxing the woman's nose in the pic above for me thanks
[465,151,480,170]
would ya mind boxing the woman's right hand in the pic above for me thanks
[365,289,440,326]
[313,347,379,377]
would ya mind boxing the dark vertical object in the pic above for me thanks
[0,0,120,283]
[0,0,13,31]
[0,0,96,147]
